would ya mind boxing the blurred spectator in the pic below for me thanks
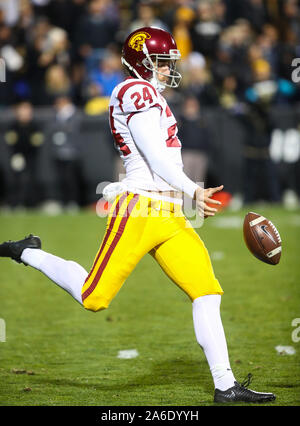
[213,19,254,91]
[74,0,119,67]
[84,82,110,116]
[240,60,284,204]
[178,95,212,184]
[88,48,124,97]
[240,104,282,205]
[0,0,20,27]
[25,19,71,105]
[172,5,196,59]
[190,0,225,59]
[181,52,219,107]
[281,0,300,42]
[237,0,269,32]
[245,58,297,105]
[40,26,70,69]
[48,96,85,209]
[259,24,280,77]
[47,0,86,43]
[219,74,240,110]
[31,0,51,16]
[83,47,124,115]
[44,64,72,103]
[278,0,300,82]
[0,8,24,105]
[4,101,44,208]
[128,1,169,34]
[13,0,36,45]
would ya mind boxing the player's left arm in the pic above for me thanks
[128,107,223,216]
[128,107,198,198]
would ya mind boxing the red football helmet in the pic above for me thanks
[121,26,182,90]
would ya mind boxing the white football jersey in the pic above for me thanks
[109,77,184,193]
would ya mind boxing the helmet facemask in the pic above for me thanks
[142,44,182,91]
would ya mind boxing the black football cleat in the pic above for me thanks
[214,374,276,403]
[0,234,41,264]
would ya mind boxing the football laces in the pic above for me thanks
[268,221,281,243]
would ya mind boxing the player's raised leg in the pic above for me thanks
[0,192,161,312]
[81,192,152,312]
[0,192,143,308]
[0,233,88,305]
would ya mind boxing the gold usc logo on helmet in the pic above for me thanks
[128,32,151,51]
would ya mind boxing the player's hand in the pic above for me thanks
[194,185,224,218]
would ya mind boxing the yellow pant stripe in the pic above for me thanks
[82,192,139,301]
[82,192,130,294]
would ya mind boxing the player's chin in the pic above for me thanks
[158,75,169,83]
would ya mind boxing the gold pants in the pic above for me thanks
[81,191,223,312]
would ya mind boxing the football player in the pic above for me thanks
[0,27,275,403]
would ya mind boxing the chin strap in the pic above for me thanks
[121,57,141,80]
[121,56,166,92]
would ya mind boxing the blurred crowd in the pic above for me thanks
[1,0,300,107]
[1,0,300,211]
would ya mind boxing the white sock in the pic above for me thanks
[193,294,236,391]
[21,248,88,305]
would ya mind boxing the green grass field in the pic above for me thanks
[0,206,299,406]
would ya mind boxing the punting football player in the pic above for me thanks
[0,27,275,403]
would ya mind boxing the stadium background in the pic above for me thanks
[0,0,300,211]
[0,0,300,408]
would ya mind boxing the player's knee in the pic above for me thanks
[82,295,110,312]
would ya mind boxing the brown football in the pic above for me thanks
[243,212,282,265]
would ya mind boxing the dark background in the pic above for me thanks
[1,0,300,210]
